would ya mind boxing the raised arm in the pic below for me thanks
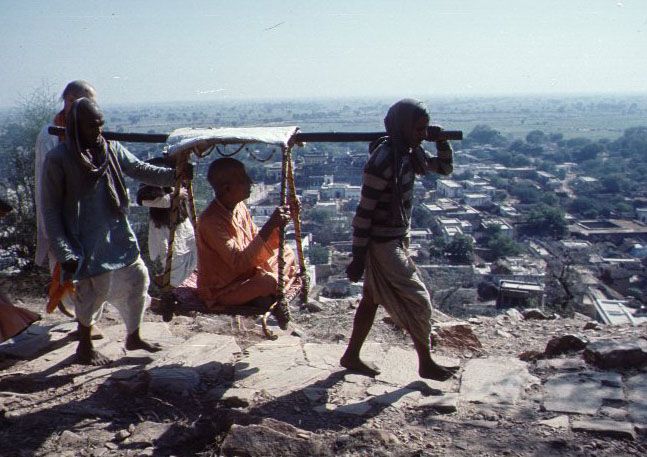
[112,142,176,187]
[424,139,453,176]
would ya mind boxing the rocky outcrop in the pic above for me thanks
[583,339,647,370]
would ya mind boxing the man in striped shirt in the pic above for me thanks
[341,99,458,381]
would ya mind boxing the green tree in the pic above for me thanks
[526,130,547,144]
[573,143,603,162]
[0,85,58,264]
[308,244,330,265]
[307,208,332,225]
[445,234,474,265]
[548,133,563,142]
[522,204,568,238]
[465,124,508,147]
[541,192,559,206]
[482,225,521,260]
[429,237,447,259]
[612,126,647,159]
[569,197,599,218]
[509,183,541,204]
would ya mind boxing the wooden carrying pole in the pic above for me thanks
[48,126,463,144]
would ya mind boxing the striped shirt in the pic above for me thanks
[351,140,453,258]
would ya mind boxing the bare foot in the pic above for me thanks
[419,361,459,381]
[76,347,112,366]
[125,333,162,353]
[340,355,381,377]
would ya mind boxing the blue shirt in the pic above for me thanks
[42,141,176,280]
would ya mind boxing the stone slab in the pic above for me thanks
[584,339,647,370]
[460,357,538,405]
[626,372,647,424]
[0,322,76,359]
[148,333,240,376]
[537,415,570,429]
[303,342,382,371]
[332,401,373,416]
[148,366,200,395]
[206,387,257,407]
[302,342,346,370]
[600,406,628,421]
[536,357,587,371]
[221,423,329,457]
[543,371,625,415]
[571,419,636,440]
[99,322,177,346]
[128,421,174,447]
[376,346,458,390]
[416,393,459,413]
[236,336,304,375]
[235,336,331,397]
[334,378,371,402]
[366,385,422,408]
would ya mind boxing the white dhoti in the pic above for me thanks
[68,257,150,333]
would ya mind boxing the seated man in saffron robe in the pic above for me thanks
[196,158,297,327]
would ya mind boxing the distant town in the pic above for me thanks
[1,94,646,326]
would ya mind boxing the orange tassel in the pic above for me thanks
[46,263,75,313]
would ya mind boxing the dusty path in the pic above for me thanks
[0,271,645,456]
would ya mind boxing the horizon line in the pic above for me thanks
[2,90,647,111]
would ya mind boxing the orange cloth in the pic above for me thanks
[46,263,75,313]
[196,200,297,308]
[53,110,66,140]
[0,295,40,342]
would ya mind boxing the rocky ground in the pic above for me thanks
[0,270,646,457]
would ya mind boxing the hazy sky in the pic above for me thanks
[1,0,645,107]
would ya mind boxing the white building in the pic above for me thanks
[320,182,361,200]
[463,179,490,192]
[313,201,339,215]
[636,208,647,223]
[481,218,514,237]
[437,218,464,242]
[436,179,464,198]
[410,229,432,244]
[264,162,283,181]
[463,193,491,208]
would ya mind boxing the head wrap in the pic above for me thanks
[384,98,429,145]
[367,99,430,228]
[66,98,129,215]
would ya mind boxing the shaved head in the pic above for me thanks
[207,158,245,192]
[61,80,96,101]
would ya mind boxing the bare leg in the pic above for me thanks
[411,334,458,381]
[70,321,104,340]
[76,324,111,366]
[125,327,162,352]
[340,297,381,377]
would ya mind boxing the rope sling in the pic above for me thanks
[159,143,309,338]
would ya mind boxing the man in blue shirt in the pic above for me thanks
[42,98,192,365]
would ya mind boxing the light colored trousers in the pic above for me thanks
[67,257,150,333]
